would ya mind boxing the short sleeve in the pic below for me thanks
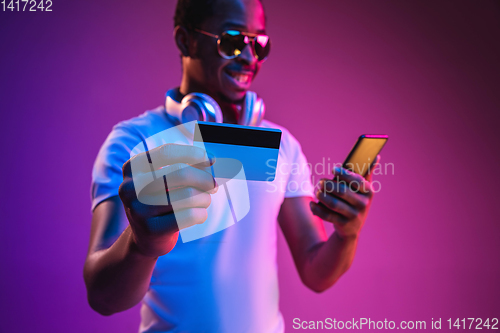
[282,130,315,199]
[90,126,143,211]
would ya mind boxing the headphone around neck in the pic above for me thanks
[165,88,265,127]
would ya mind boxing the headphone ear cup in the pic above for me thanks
[165,89,184,124]
[253,95,265,126]
[239,91,265,126]
[179,100,205,123]
[184,93,223,123]
[166,88,224,124]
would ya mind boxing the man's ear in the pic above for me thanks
[174,26,191,57]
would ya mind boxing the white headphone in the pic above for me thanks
[165,88,265,127]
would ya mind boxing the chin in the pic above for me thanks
[219,89,247,104]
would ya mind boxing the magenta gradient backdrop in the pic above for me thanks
[1,1,499,331]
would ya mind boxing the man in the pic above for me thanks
[84,0,378,332]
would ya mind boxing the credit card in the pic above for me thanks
[193,121,282,181]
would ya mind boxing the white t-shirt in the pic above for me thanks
[91,105,314,333]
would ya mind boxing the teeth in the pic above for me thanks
[231,73,250,83]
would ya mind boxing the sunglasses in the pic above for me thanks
[194,29,271,62]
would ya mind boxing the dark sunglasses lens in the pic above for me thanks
[254,35,271,60]
[219,32,247,58]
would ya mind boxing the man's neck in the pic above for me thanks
[179,81,240,124]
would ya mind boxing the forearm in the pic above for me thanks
[83,225,159,315]
[301,232,358,293]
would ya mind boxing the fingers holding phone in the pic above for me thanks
[310,135,387,240]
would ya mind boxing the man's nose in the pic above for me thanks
[238,39,258,66]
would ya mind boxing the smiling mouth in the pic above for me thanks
[225,69,253,84]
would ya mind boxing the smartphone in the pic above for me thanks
[342,134,388,177]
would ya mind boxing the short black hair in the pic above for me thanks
[174,0,218,30]
[174,0,264,30]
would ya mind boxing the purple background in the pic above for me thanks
[1,0,499,331]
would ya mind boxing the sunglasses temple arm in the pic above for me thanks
[194,29,219,39]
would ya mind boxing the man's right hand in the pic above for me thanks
[118,143,217,258]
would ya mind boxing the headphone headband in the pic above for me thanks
[165,88,265,127]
